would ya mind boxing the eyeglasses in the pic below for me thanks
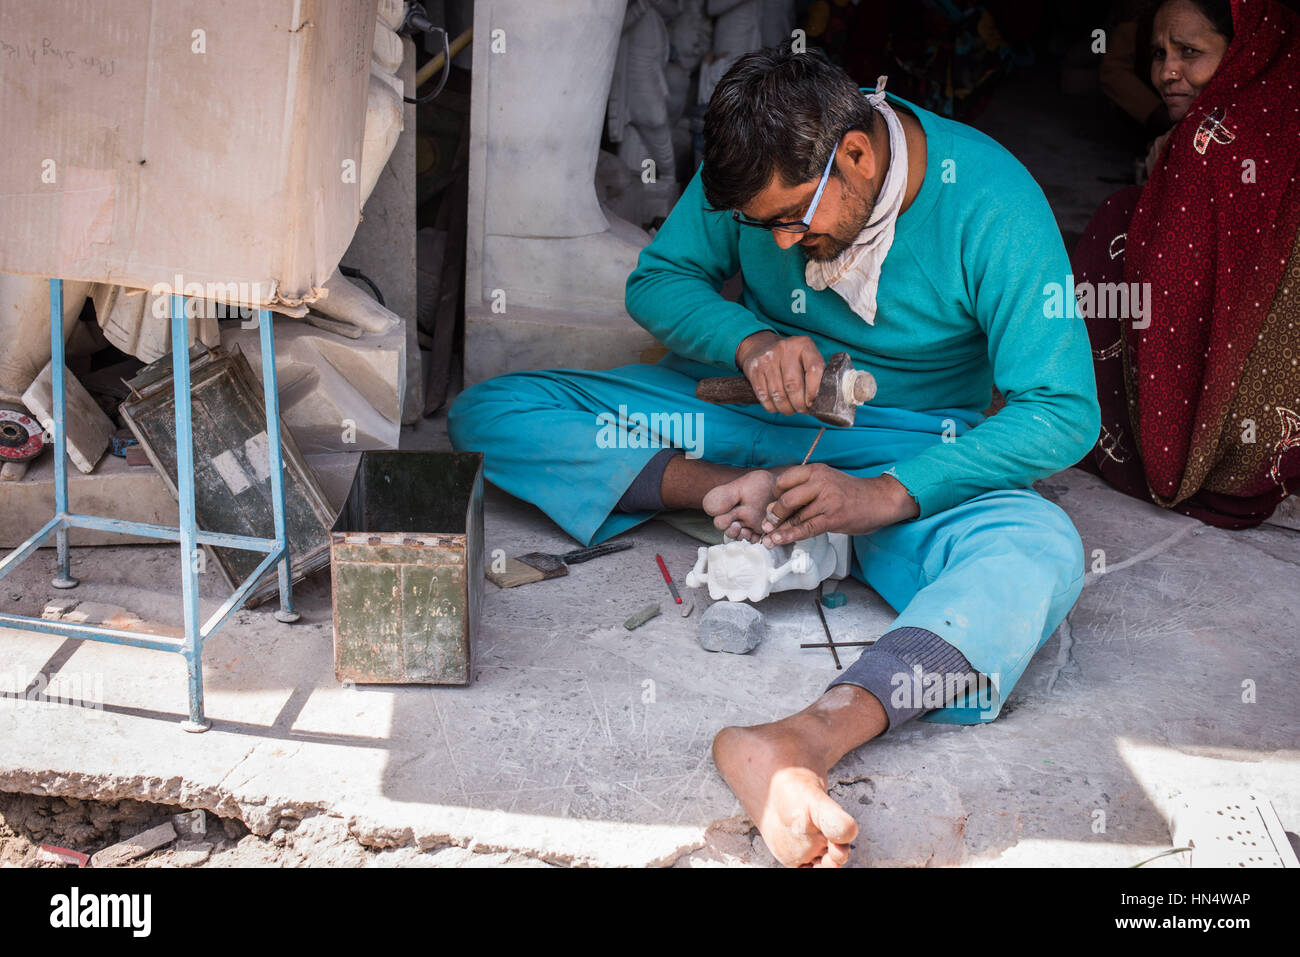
[731,137,840,234]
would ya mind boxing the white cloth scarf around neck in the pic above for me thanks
[804,76,907,326]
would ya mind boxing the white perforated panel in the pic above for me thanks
[1170,794,1299,868]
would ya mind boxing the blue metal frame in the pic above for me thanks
[0,278,297,732]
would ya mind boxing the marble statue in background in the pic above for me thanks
[607,0,682,225]
[477,0,650,315]
[759,0,796,49]
[696,0,791,105]
[666,0,712,180]
[711,0,763,56]
[698,0,762,106]
[464,0,787,381]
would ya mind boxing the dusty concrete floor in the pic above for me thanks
[1,70,1296,868]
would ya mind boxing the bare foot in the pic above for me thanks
[712,715,859,867]
[702,469,784,542]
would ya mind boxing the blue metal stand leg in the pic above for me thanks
[48,279,78,590]
[172,295,210,732]
[258,308,299,624]
[1,284,298,730]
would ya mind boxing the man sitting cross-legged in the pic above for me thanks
[449,44,1100,867]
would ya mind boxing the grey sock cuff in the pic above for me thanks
[615,448,684,514]
[827,626,977,733]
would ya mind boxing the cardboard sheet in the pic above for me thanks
[0,0,376,308]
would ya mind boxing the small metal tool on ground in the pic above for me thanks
[489,541,633,588]
[655,553,682,604]
[800,584,871,669]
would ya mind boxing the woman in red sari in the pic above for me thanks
[1073,0,1300,528]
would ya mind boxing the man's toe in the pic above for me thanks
[811,792,858,846]
[702,484,737,517]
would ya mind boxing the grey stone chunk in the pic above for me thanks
[698,601,766,655]
[147,841,213,868]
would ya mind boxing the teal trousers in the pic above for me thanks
[448,354,1085,723]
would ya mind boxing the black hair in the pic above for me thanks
[701,42,876,213]
[1157,0,1235,39]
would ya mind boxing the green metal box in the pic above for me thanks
[331,451,484,685]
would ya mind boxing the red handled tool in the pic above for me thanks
[655,553,682,604]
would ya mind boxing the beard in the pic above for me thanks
[800,177,876,262]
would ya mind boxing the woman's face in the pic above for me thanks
[1150,0,1231,121]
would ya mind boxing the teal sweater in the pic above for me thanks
[624,92,1101,518]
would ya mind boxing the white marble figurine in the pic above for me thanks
[685,532,851,603]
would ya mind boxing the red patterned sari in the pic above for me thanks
[1073,0,1300,528]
